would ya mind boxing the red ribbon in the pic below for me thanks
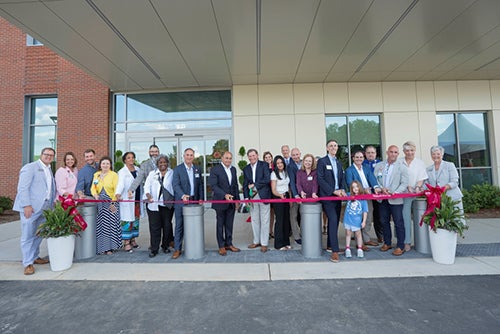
[59,194,88,231]
[76,192,422,206]
[419,183,446,230]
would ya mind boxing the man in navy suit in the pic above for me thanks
[171,148,204,259]
[13,147,57,275]
[317,140,347,263]
[243,148,271,252]
[208,151,240,256]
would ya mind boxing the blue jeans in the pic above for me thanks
[379,200,405,250]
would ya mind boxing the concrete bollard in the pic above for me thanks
[300,202,323,258]
[413,197,431,254]
[183,205,205,260]
[75,201,97,260]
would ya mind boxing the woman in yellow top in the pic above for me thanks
[91,156,121,255]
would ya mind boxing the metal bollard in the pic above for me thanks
[75,201,97,259]
[300,202,323,258]
[183,205,205,260]
[412,197,431,254]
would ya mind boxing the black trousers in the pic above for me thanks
[372,200,383,239]
[273,199,291,249]
[215,204,236,248]
[146,205,174,252]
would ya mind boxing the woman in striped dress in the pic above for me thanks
[91,156,121,255]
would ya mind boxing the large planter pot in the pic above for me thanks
[428,228,457,264]
[47,235,75,271]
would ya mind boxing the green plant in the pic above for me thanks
[237,146,247,187]
[114,150,124,171]
[36,196,86,238]
[0,196,13,211]
[421,192,469,238]
[462,183,500,213]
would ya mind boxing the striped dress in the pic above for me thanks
[96,190,122,254]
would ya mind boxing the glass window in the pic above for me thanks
[26,35,43,46]
[437,112,491,189]
[29,97,57,162]
[325,115,381,169]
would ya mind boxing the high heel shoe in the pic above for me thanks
[124,241,133,253]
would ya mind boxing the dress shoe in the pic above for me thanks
[172,250,181,259]
[380,244,392,252]
[329,252,339,263]
[34,257,49,265]
[392,247,405,256]
[295,239,302,245]
[218,247,227,256]
[149,251,158,258]
[248,243,261,249]
[364,240,379,247]
[169,241,175,249]
[260,246,268,253]
[377,237,384,243]
[362,245,370,252]
[326,247,332,253]
[162,248,170,254]
[24,264,35,275]
[225,245,241,252]
[404,244,412,252]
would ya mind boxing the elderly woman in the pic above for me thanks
[143,154,175,257]
[91,156,121,255]
[401,141,427,252]
[54,152,78,197]
[115,151,141,252]
[425,145,464,213]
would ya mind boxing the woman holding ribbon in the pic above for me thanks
[143,154,175,257]
[270,155,292,251]
[92,156,121,255]
[54,152,78,197]
[425,145,464,213]
[115,151,141,252]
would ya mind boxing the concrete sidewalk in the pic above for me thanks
[1,209,499,281]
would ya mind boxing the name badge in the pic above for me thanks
[195,173,200,178]
[307,176,313,181]
[326,165,332,170]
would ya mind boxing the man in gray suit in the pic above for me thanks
[373,145,409,256]
[13,147,57,275]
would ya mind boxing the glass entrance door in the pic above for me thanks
[127,135,230,200]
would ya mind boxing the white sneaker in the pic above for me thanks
[357,249,364,258]
[345,248,352,258]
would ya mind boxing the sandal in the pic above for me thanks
[131,239,140,249]
[105,250,114,255]
[279,246,288,251]
[124,241,133,253]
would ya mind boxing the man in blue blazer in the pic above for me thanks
[345,150,382,248]
[243,148,271,252]
[171,148,204,259]
[208,151,240,256]
[13,147,57,275]
[317,140,347,263]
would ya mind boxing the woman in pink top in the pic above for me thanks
[54,152,78,197]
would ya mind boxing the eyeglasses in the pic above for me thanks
[42,153,55,157]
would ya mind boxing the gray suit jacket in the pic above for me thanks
[13,160,56,214]
[425,161,463,201]
[373,160,408,205]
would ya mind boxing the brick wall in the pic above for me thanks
[0,17,110,200]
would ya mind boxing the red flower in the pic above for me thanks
[420,183,446,229]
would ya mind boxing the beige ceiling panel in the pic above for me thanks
[260,0,320,76]
[327,72,354,82]
[295,0,372,81]
[45,0,163,89]
[152,0,230,86]
[231,74,258,85]
[94,0,197,87]
[459,70,500,80]
[350,72,392,82]
[398,0,500,71]
[257,73,295,84]
[327,0,414,76]
[363,0,474,72]
[212,0,256,79]
[385,71,429,81]
[0,1,143,91]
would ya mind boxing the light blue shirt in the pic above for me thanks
[329,155,339,190]
[184,163,194,196]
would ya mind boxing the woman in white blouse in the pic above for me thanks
[115,152,141,252]
[143,155,175,258]
[270,155,292,251]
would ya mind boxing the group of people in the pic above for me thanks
[241,141,463,263]
[14,138,463,274]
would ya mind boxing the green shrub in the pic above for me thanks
[462,183,500,213]
[0,196,13,211]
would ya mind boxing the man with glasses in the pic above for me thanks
[13,147,57,275]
